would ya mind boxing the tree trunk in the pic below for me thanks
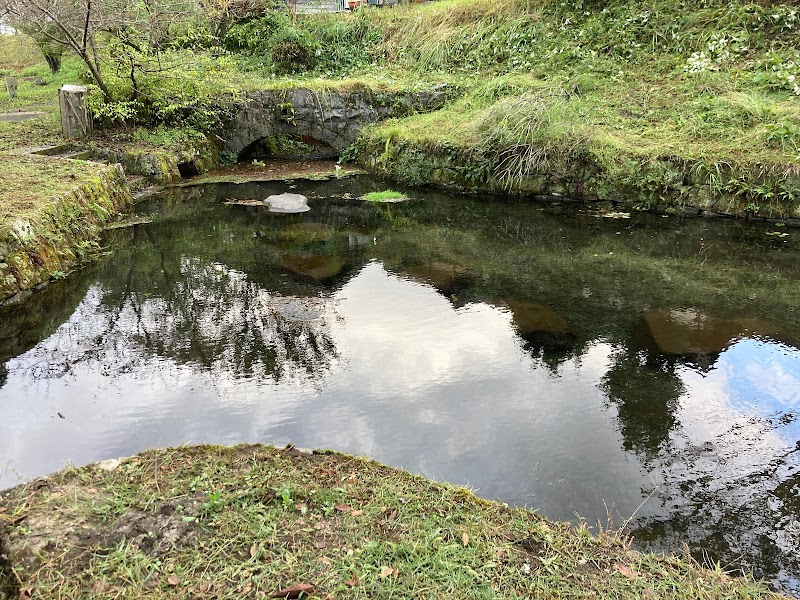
[44,53,62,73]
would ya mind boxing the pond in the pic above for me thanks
[2,174,800,594]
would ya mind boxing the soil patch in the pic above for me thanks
[0,112,45,123]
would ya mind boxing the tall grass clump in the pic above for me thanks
[375,0,543,74]
[474,93,588,188]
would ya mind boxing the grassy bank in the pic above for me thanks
[0,155,132,302]
[0,444,784,599]
[5,0,800,214]
[330,0,800,215]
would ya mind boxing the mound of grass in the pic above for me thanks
[0,445,783,599]
[362,189,409,202]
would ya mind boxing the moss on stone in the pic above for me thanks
[0,156,132,303]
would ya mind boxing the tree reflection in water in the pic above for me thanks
[15,258,339,386]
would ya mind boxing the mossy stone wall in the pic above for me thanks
[0,164,133,303]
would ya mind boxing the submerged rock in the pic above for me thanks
[642,309,777,355]
[278,222,334,242]
[402,262,472,296]
[281,253,346,282]
[265,193,310,213]
[499,299,570,335]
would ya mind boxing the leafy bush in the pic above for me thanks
[271,29,318,73]
[224,11,293,55]
[304,10,382,76]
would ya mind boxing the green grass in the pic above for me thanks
[362,189,409,202]
[0,154,106,226]
[0,445,784,599]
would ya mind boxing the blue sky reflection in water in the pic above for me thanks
[1,179,800,593]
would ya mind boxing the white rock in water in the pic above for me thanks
[264,192,310,213]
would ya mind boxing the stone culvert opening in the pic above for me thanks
[239,134,338,162]
[177,161,200,178]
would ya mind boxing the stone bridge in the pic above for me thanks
[220,86,450,160]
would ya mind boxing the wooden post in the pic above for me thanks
[5,77,17,98]
[58,84,92,140]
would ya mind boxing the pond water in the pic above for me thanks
[2,175,800,594]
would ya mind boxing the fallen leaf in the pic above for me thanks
[198,583,210,592]
[389,509,398,522]
[345,574,359,587]
[462,532,470,546]
[296,502,307,512]
[314,521,325,530]
[380,506,387,513]
[335,504,352,512]
[496,549,505,559]
[350,510,363,517]
[241,570,251,578]
[167,575,180,586]
[378,566,394,579]
[250,542,259,557]
[314,538,327,549]
[613,563,635,578]
[269,583,315,598]
[320,557,332,567]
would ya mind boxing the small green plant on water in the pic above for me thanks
[363,189,409,202]
[51,270,67,280]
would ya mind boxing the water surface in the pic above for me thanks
[2,177,800,593]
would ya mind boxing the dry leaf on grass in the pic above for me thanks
[613,563,636,578]
[269,583,315,598]
[378,566,398,579]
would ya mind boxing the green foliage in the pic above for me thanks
[223,10,321,74]
[764,121,800,151]
[270,28,318,74]
[201,489,225,518]
[303,10,383,76]
[224,11,294,55]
